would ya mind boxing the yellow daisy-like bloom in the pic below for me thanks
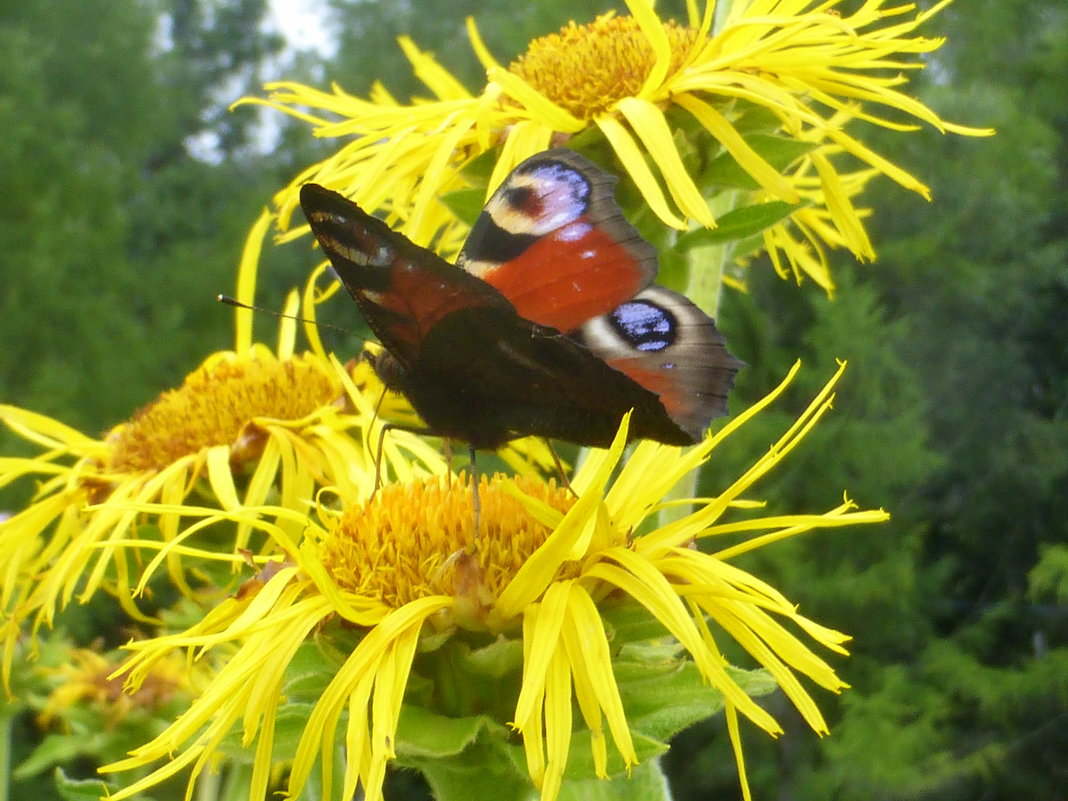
[102,362,887,801]
[0,216,446,689]
[37,646,196,730]
[246,0,991,263]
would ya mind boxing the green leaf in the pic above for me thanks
[458,633,526,679]
[676,201,798,249]
[52,768,113,801]
[456,147,501,187]
[702,134,817,190]
[15,733,107,779]
[727,101,786,136]
[439,187,487,227]
[266,701,319,763]
[395,706,507,760]
[557,757,674,801]
[395,715,532,801]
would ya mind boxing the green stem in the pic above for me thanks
[195,764,221,801]
[0,712,10,801]
[657,197,735,529]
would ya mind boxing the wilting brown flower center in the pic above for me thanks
[104,353,340,473]
[508,13,698,119]
[320,474,577,614]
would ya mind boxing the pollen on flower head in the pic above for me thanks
[103,352,340,474]
[508,13,697,119]
[317,473,579,623]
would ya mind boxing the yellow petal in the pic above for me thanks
[595,114,688,230]
[615,96,717,227]
[234,208,272,353]
[397,36,473,101]
[465,17,501,72]
[674,93,800,202]
[487,66,585,132]
[514,582,571,731]
[626,0,671,96]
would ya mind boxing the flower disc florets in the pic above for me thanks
[103,352,340,473]
[509,13,697,119]
[319,473,579,619]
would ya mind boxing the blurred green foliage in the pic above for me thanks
[1,0,1065,799]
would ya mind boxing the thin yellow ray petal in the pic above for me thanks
[514,581,572,728]
[466,17,501,71]
[586,551,780,733]
[498,422,628,617]
[487,67,584,132]
[397,36,473,101]
[276,290,300,360]
[595,115,687,230]
[205,444,241,510]
[542,645,573,801]
[726,703,753,801]
[626,0,671,96]
[519,608,547,786]
[615,97,716,227]
[0,405,99,450]
[674,93,799,201]
[809,150,875,259]
[234,208,272,353]
[824,126,931,199]
[564,584,637,768]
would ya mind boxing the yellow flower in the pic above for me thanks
[101,362,887,801]
[0,216,446,689]
[37,645,196,730]
[244,0,990,265]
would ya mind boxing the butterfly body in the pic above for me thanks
[300,149,741,450]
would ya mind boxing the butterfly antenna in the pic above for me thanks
[372,420,390,499]
[543,439,577,497]
[216,295,355,336]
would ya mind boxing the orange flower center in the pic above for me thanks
[319,473,578,623]
[508,12,698,119]
[104,352,340,473]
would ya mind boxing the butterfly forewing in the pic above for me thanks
[300,183,510,367]
[458,149,658,333]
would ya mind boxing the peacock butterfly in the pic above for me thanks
[299,148,742,451]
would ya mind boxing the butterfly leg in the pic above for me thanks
[372,421,439,495]
[469,444,481,540]
[443,438,454,486]
[543,438,577,497]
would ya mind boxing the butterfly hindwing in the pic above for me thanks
[458,149,657,333]
[403,306,696,448]
[574,286,744,441]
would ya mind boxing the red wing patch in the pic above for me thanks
[459,149,657,333]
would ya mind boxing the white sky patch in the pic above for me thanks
[267,0,338,57]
